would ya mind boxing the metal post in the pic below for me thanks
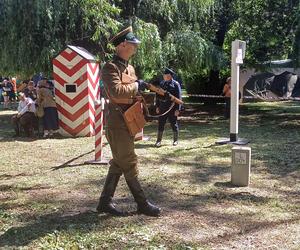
[230,40,240,142]
[85,98,109,165]
[216,39,249,145]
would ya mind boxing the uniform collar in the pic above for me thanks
[113,55,128,68]
[163,79,173,86]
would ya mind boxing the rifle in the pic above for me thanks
[146,83,183,105]
[121,73,184,105]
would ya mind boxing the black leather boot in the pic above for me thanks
[96,173,126,216]
[154,131,163,147]
[173,131,178,146]
[125,177,161,217]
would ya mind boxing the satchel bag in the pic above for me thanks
[123,101,146,136]
[35,105,44,118]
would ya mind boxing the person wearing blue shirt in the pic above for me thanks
[155,68,182,147]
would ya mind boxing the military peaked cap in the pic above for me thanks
[163,68,176,76]
[110,26,141,46]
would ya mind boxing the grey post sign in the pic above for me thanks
[231,146,251,186]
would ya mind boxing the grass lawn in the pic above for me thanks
[0,101,299,249]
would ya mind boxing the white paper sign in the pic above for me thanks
[236,49,243,64]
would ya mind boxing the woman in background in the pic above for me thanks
[37,79,59,138]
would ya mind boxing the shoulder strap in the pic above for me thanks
[101,62,174,118]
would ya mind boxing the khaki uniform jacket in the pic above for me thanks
[37,87,57,108]
[102,56,138,101]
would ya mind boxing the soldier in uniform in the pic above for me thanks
[154,68,182,147]
[96,26,161,217]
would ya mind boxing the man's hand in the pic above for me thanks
[17,113,21,118]
[174,110,180,116]
[156,107,160,114]
[136,80,148,91]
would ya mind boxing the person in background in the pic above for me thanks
[2,79,13,109]
[11,92,36,137]
[10,77,17,102]
[17,80,29,93]
[47,80,55,95]
[223,77,231,119]
[0,79,3,104]
[37,79,59,138]
[154,68,182,147]
[24,81,37,101]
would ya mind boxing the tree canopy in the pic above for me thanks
[0,0,299,94]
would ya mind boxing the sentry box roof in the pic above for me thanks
[67,45,97,62]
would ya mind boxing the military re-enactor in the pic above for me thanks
[96,26,161,217]
[155,68,182,147]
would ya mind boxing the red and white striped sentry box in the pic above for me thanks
[53,45,100,137]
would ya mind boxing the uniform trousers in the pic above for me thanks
[158,109,179,133]
[106,108,138,180]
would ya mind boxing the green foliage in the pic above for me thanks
[184,74,210,94]
[82,0,121,59]
[225,0,299,66]
[0,0,120,78]
[162,27,225,93]
[132,19,163,80]
[292,3,300,67]
[164,28,224,73]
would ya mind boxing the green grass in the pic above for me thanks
[0,101,299,249]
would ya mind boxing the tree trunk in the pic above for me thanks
[206,1,234,103]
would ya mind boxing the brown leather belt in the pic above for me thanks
[108,103,132,112]
[110,96,135,104]
[110,95,143,105]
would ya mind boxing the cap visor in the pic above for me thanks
[126,38,141,44]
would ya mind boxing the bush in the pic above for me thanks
[184,74,210,94]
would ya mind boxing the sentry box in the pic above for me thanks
[231,146,251,187]
[53,45,100,137]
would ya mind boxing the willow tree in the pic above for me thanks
[109,0,220,82]
[2,0,298,92]
[292,2,300,67]
[0,0,120,78]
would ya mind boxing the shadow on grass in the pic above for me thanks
[0,183,51,192]
[0,172,34,180]
[51,149,95,170]
[0,211,113,247]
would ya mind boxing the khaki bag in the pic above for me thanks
[35,105,44,118]
[123,101,146,136]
